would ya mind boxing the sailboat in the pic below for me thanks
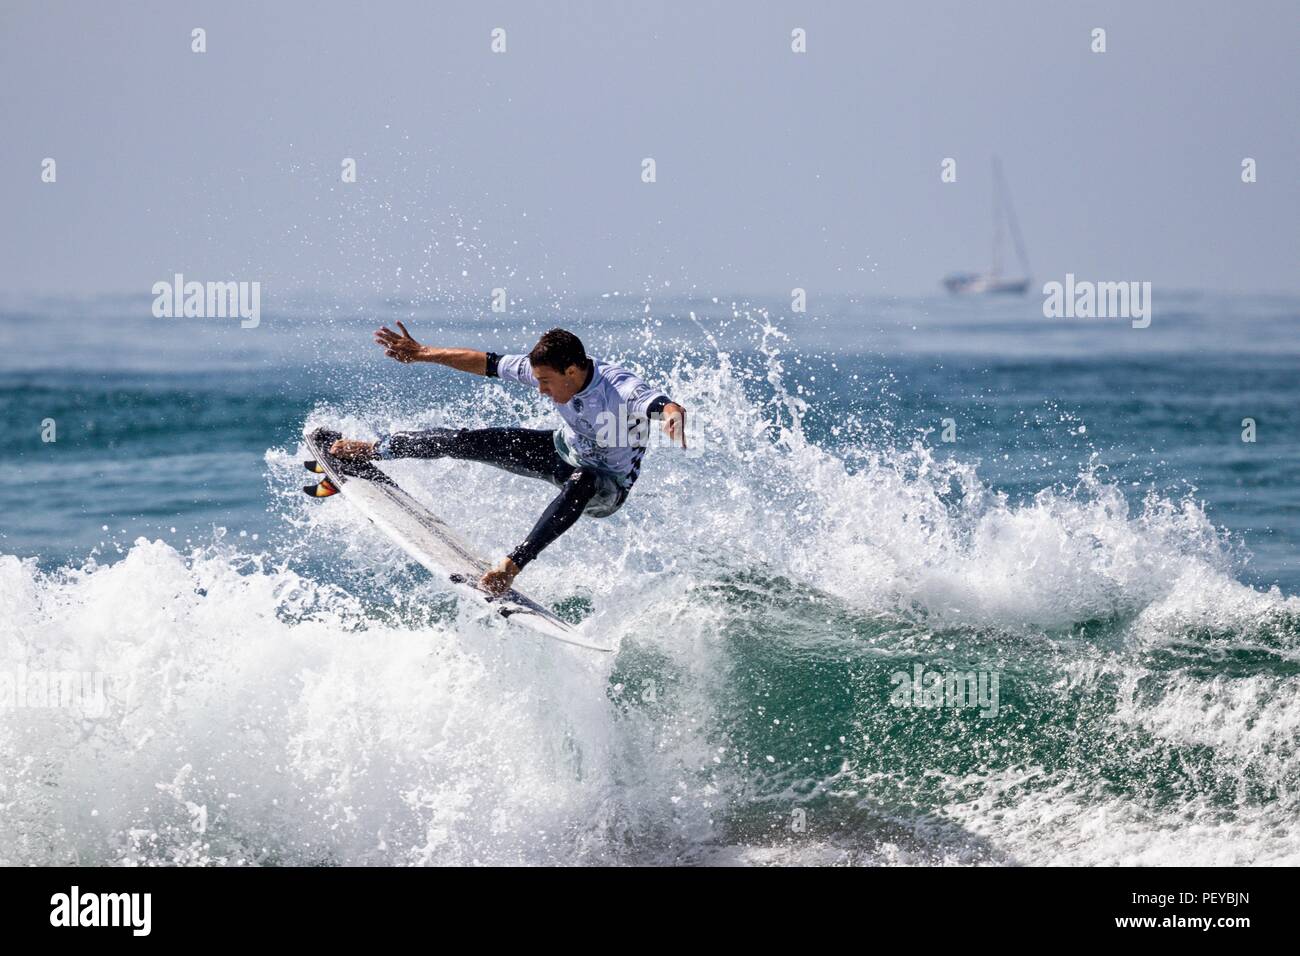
[943,157,1031,295]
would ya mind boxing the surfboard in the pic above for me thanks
[302,427,609,652]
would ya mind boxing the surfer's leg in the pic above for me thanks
[507,468,600,569]
[383,427,570,483]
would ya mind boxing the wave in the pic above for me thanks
[2,318,1297,865]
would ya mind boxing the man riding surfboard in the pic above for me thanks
[328,324,686,597]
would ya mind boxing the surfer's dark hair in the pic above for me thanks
[529,328,588,373]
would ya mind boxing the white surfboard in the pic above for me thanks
[303,427,610,652]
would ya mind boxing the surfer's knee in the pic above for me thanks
[567,468,599,496]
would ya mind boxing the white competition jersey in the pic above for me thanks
[495,354,671,488]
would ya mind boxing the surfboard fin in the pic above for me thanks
[304,459,325,474]
[303,478,339,498]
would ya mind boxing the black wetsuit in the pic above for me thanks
[381,425,626,570]
[377,350,673,569]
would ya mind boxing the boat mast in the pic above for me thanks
[995,157,1031,279]
[991,157,1004,279]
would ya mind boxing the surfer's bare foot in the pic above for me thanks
[329,439,377,461]
[480,557,521,596]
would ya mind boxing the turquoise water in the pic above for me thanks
[1,291,1297,864]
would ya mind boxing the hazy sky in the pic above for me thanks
[2,0,1296,301]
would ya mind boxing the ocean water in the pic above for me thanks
[1,291,1297,865]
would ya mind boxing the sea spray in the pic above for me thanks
[3,305,1298,865]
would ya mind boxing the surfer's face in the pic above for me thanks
[534,363,587,404]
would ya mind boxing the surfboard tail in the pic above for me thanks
[303,478,339,498]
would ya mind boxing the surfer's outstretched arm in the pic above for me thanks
[374,322,490,375]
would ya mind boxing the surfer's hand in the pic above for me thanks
[480,557,521,596]
[375,321,427,363]
[329,439,377,461]
[661,402,687,448]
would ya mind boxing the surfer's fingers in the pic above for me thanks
[664,407,686,448]
[395,320,414,340]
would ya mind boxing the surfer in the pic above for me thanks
[328,324,686,596]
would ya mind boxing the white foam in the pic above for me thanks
[4,324,1295,865]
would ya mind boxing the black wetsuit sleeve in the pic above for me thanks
[645,395,672,418]
[484,351,502,378]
